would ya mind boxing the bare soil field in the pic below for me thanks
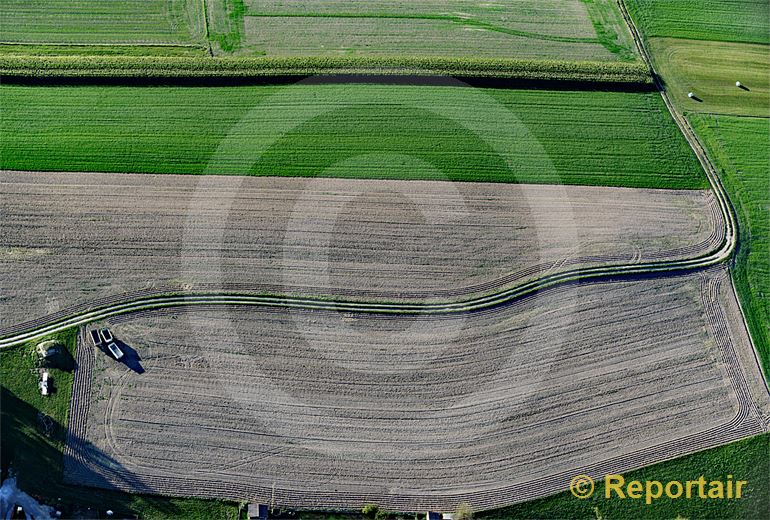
[247,0,601,37]
[241,16,608,60]
[237,0,634,60]
[0,171,724,336]
[63,268,770,510]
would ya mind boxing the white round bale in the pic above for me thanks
[687,92,694,98]
[736,81,742,87]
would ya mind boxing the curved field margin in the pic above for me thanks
[0,171,724,338]
[62,269,770,510]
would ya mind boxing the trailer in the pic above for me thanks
[90,329,103,347]
[106,342,124,360]
[100,328,114,344]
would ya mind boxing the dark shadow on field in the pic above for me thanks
[64,431,156,498]
[471,265,711,316]
[96,340,144,374]
[114,340,145,374]
[1,387,167,519]
[577,266,711,285]
[0,74,657,92]
[42,347,76,373]
[738,84,750,91]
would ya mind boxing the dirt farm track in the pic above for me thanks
[0,170,725,337]
[63,268,770,511]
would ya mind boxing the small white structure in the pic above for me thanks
[106,342,124,360]
[736,81,742,87]
[89,329,103,347]
[100,328,114,344]
[248,504,268,520]
[39,372,50,396]
[687,92,695,98]
[106,510,114,517]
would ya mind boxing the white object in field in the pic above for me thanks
[39,371,50,396]
[736,81,742,87]
[106,511,114,517]
[107,342,124,360]
[100,328,113,343]
[687,92,694,98]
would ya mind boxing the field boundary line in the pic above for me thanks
[201,0,210,39]
[696,112,770,120]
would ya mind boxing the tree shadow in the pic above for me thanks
[653,72,667,90]
[1,73,657,92]
[1,387,181,519]
[40,347,76,373]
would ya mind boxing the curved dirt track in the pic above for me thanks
[0,170,724,338]
[63,268,769,511]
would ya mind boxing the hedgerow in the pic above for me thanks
[0,55,651,83]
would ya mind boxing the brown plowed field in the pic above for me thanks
[1,171,723,336]
[64,268,769,511]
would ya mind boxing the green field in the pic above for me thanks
[479,433,770,520]
[0,331,240,519]
[0,84,704,189]
[0,0,206,45]
[690,114,770,381]
[624,0,769,383]
[625,0,770,44]
[648,38,769,117]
